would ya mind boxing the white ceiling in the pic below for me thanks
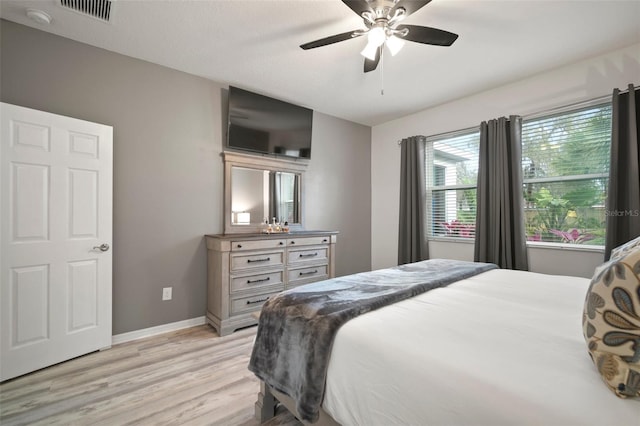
[1,0,639,126]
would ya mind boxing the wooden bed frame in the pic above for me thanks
[255,380,339,425]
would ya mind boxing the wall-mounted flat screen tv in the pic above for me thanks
[227,86,313,159]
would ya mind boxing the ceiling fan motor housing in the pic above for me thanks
[371,0,401,19]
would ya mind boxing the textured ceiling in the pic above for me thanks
[1,0,639,126]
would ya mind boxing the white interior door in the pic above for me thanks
[0,103,113,381]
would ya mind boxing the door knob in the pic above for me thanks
[93,243,110,252]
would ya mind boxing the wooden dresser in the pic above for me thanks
[205,231,338,336]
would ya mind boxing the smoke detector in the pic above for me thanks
[26,8,52,25]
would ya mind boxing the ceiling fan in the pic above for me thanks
[300,0,458,73]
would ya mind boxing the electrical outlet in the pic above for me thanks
[162,287,172,301]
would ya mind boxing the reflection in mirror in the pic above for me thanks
[269,171,299,224]
[231,167,300,225]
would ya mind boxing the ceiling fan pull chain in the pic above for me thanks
[380,47,384,96]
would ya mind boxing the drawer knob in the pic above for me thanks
[323,239,328,243]
[279,241,284,245]
[299,253,318,258]
[299,270,318,276]
[246,297,269,305]
[247,277,270,284]
[290,241,295,245]
[237,244,242,248]
[247,257,271,263]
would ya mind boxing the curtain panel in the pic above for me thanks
[293,175,300,223]
[398,136,429,264]
[269,171,280,221]
[605,84,640,259]
[474,116,529,270]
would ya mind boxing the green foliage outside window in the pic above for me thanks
[522,104,611,245]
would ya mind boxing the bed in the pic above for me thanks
[249,256,640,425]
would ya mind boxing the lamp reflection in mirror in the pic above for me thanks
[234,211,251,225]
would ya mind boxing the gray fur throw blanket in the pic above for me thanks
[248,259,497,423]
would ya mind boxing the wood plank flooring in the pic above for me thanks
[0,325,302,426]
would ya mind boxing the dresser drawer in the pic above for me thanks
[230,270,284,293]
[287,264,328,288]
[231,239,286,251]
[287,236,331,247]
[230,291,278,316]
[231,250,284,272]
[287,246,328,265]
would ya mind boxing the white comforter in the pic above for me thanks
[322,269,640,425]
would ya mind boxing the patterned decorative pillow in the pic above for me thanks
[610,235,640,260]
[583,239,640,398]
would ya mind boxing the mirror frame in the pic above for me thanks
[223,151,308,234]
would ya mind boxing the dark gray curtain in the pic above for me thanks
[268,171,280,222]
[292,174,300,223]
[398,136,428,264]
[605,84,640,259]
[474,116,528,270]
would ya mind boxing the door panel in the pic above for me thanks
[68,260,98,332]
[12,163,50,241]
[1,102,113,381]
[69,131,99,158]
[11,264,50,346]
[69,168,98,238]
[12,119,50,151]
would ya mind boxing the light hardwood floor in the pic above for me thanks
[0,325,302,426]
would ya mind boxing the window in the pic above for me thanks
[425,130,480,239]
[521,103,611,245]
[423,101,612,245]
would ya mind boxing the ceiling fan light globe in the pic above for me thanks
[361,42,379,60]
[367,26,386,47]
[386,35,405,56]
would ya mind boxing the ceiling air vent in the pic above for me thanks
[60,0,112,22]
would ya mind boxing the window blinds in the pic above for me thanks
[521,104,611,244]
[425,130,480,239]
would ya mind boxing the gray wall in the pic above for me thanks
[307,112,372,277]
[1,20,372,334]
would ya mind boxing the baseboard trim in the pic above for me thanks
[112,316,206,345]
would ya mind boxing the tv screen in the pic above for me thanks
[227,86,313,159]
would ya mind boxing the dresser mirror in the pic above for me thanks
[223,151,307,234]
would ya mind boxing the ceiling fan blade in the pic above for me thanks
[393,0,432,17]
[396,24,458,46]
[300,30,364,50]
[341,0,373,17]
[364,47,381,73]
